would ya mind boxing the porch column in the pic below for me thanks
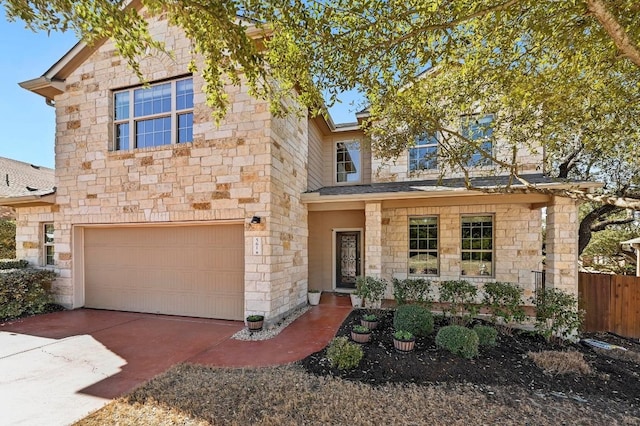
[364,201,383,278]
[546,196,579,295]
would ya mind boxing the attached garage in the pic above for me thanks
[82,224,244,320]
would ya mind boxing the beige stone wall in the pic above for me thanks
[44,12,306,320]
[14,205,72,304]
[267,94,309,318]
[545,196,579,295]
[380,201,543,302]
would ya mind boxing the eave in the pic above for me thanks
[0,193,56,207]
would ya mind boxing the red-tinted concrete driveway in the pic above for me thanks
[0,293,351,424]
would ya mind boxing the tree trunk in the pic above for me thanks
[578,204,622,255]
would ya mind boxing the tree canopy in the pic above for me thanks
[3,0,639,214]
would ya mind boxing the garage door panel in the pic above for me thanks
[84,225,244,320]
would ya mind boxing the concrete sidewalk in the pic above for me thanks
[0,293,351,425]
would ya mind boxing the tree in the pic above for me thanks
[3,0,640,241]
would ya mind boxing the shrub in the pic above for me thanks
[392,278,433,307]
[482,281,526,324]
[355,276,388,307]
[393,304,434,337]
[439,280,479,325]
[0,259,29,270]
[528,350,592,375]
[326,336,363,370]
[535,288,583,342]
[0,268,56,319]
[435,325,479,359]
[393,330,415,341]
[473,324,498,347]
[352,325,371,334]
[0,220,16,259]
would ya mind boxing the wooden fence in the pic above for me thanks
[579,272,640,339]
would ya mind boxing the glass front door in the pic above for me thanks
[336,231,361,289]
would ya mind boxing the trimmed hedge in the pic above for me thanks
[473,324,498,347]
[327,336,363,370]
[0,259,29,270]
[393,304,434,337]
[435,325,479,359]
[0,268,56,319]
[0,220,16,259]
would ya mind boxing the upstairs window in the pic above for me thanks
[43,223,54,266]
[409,134,438,171]
[461,114,494,167]
[335,141,361,183]
[113,77,193,150]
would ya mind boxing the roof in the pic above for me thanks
[0,157,55,204]
[306,173,599,197]
[621,237,640,246]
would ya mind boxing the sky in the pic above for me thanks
[0,7,362,169]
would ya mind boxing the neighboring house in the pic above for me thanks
[0,9,597,323]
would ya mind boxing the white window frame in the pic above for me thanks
[460,214,494,277]
[43,223,54,266]
[112,76,194,151]
[334,140,362,185]
[408,134,438,172]
[460,114,494,167]
[408,216,439,277]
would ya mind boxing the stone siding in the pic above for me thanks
[26,12,307,319]
[380,203,543,302]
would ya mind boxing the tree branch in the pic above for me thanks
[590,216,635,232]
[586,0,640,67]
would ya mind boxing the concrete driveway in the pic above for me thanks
[0,309,243,426]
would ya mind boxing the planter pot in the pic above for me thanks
[393,337,416,353]
[350,294,362,308]
[247,318,264,332]
[351,330,371,344]
[308,291,322,306]
[360,319,379,330]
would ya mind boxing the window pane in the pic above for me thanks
[462,115,493,167]
[461,215,494,276]
[134,83,171,117]
[408,216,438,275]
[46,246,55,266]
[178,113,193,143]
[116,123,129,150]
[114,92,129,120]
[336,141,361,183]
[44,223,54,244]
[176,78,194,110]
[136,117,171,148]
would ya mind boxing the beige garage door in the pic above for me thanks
[83,225,244,320]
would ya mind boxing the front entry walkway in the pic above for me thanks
[0,293,351,425]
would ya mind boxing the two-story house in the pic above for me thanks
[3,9,597,324]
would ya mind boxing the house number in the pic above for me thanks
[253,237,262,255]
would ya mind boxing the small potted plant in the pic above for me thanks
[360,313,379,330]
[351,324,372,344]
[308,289,322,306]
[350,292,363,308]
[355,276,388,309]
[393,330,416,353]
[246,314,265,331]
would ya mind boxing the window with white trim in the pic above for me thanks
[409,134,438,171]
[461,114,494,167]
[113,77,193,150]
[43,223,54,266]
[461,215,493,277]
[408,217,439,276]
[335,141,361,183]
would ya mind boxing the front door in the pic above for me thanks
[336,231,361,289]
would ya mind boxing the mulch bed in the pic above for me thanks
[300,309,640,418]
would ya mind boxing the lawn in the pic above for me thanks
[76,309,640,425]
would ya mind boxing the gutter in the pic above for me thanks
[0,192,56,207]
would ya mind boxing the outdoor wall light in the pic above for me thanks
[250,216,261,224]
